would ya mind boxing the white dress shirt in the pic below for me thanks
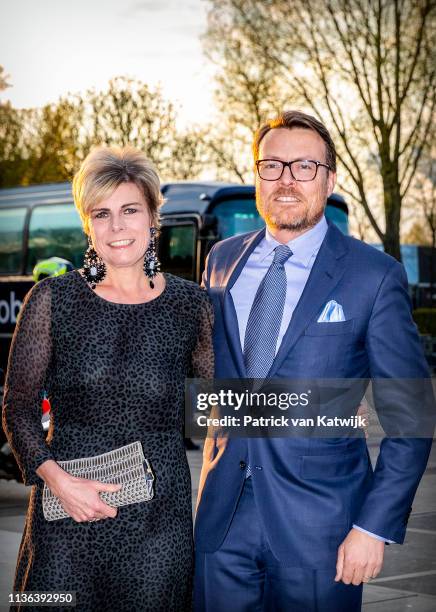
[231,216,328,354]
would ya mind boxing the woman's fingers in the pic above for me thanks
[94,481,122,494]
[58,478,121,522]
[95,501,117,519]
[93,481,122,518]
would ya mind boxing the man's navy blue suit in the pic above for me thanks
[194,221,433,611]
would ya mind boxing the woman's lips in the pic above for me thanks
[108,239,135,248]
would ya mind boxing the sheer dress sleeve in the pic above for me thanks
[2,279,55,485]
[191,289,215,380]
[191,289,222,512]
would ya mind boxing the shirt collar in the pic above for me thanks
[259,216,328,267]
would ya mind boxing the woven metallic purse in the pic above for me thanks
[42,441,154,521]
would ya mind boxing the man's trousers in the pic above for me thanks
[194,477,362,612]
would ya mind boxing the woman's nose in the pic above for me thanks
[111,214,126,231]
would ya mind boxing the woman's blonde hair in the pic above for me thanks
[72,146,163,235]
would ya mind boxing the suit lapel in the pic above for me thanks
[220,229,265,378]
[267,223,349,379]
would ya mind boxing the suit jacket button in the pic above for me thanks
[239,461,246,469]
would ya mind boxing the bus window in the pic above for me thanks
[27,204,87,273]
[0,207,27,274]
[213,196,348,238]
[158,223,196,280]
[212,199,264,239]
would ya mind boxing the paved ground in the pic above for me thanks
[0,441,435,611]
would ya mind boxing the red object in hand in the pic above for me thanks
[42,396,51,414]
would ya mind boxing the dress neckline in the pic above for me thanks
[74,269,170,307]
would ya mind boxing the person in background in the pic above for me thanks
[32,257,74,282]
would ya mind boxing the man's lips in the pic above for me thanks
[275,196,301,202]
[272,193,303,203]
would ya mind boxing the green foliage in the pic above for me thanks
[0,74,207,187]
[413,309,436,336]
[0,102,26,187]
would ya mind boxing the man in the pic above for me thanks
[194,110,433,611]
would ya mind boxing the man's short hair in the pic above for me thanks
[253,110,337,173]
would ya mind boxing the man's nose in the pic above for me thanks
[279,164,296,186]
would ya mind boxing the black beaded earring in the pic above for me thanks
[83,237,106,289]
[143,227,160,289]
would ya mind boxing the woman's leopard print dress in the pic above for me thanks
[2,271,214,612]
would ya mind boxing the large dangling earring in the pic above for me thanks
[143,227,161,289]
[83,237,106,289]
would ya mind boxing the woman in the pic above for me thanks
[2,146,213,611]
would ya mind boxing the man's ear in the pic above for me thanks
[327,171,337,197]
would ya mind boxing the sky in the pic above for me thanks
[0,0,215,127]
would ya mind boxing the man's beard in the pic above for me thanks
[274,214,322,231]
[256,190,324,231]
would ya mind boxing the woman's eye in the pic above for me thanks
[94,211,108,219]
[124,208,137,214]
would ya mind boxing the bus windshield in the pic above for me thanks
[325,206,348,235]
[212,197,348,239]
[212,198,265,239]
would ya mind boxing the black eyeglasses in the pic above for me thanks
[256,159,331,182]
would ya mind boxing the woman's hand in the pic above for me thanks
[37,459,122,522]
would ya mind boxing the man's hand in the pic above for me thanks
[357,402,369,439]
[335,528,385,585]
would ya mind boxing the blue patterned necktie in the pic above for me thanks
[243,244,292,478]
[244,244,292,378]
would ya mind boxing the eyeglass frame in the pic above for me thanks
[256,158,331,182]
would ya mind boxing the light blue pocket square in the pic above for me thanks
[317,300,346,322]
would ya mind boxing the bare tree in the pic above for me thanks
[409,142,436,300]
[350,201,375,241]
[85,77,178,175]
[201,6,288,182]
[200,127,251,183]
[421,168,436,250]
[0,67,29,187]
[164,128,207,181]
[0,66,11,92]
[204,0,436,259]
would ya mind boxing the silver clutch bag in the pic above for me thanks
[42,441,155,521]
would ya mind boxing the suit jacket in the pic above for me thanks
[194,221,433,567]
